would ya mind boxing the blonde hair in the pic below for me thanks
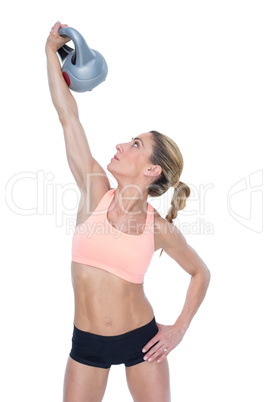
[149,130,191,224]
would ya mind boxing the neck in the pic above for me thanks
[112,184,148,216]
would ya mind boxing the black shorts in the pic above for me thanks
[69,317,159,369]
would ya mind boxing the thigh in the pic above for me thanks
[125,359,171,402]
[63,356,110,402]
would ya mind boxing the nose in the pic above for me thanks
[116,143,123,153]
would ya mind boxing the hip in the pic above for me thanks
[70,317,159,368]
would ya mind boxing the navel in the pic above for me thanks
[104,317,112,326]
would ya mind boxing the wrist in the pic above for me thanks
[173,316,190,336]
[45,42,58,56]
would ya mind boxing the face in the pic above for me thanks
[107,132,159,182]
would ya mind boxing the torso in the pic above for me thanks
[71,189,163,336]
[71,261,154,335]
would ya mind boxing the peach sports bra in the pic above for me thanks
[72,189,155,283]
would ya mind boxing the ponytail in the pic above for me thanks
[165,181,191,223]
[148,131,191,256]
[159,181,191,257]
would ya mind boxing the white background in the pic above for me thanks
[1,1,267,401]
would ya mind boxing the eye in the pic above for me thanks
[132,140,139,148]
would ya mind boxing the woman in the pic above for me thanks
[46,21,211,402]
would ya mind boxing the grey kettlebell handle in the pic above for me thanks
[57,26,108,92]
[58,27,95,66]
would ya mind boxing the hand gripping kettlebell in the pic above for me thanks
[57,27,108,92]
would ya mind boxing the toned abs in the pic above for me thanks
[71,261,155,336]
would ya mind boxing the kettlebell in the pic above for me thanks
[57,27,108,92]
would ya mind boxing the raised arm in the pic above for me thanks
[45,21,110,198]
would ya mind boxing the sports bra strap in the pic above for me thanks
[146,203,155,225]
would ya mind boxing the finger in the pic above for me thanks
[145,343,166,362]
[149,345,168,363]
[50,21,61,34]
[142,336,159,353]
[157,348,169,364]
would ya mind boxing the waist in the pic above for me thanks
[71,261,154,335]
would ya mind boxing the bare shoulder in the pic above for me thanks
[153,209,187,253]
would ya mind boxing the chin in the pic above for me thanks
[108,162,126,181]
[107,162,117,176]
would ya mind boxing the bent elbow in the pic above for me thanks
[205,266,211,286]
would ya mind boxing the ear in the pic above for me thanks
[144,165,162,178]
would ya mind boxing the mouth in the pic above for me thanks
[113,155,119,161]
